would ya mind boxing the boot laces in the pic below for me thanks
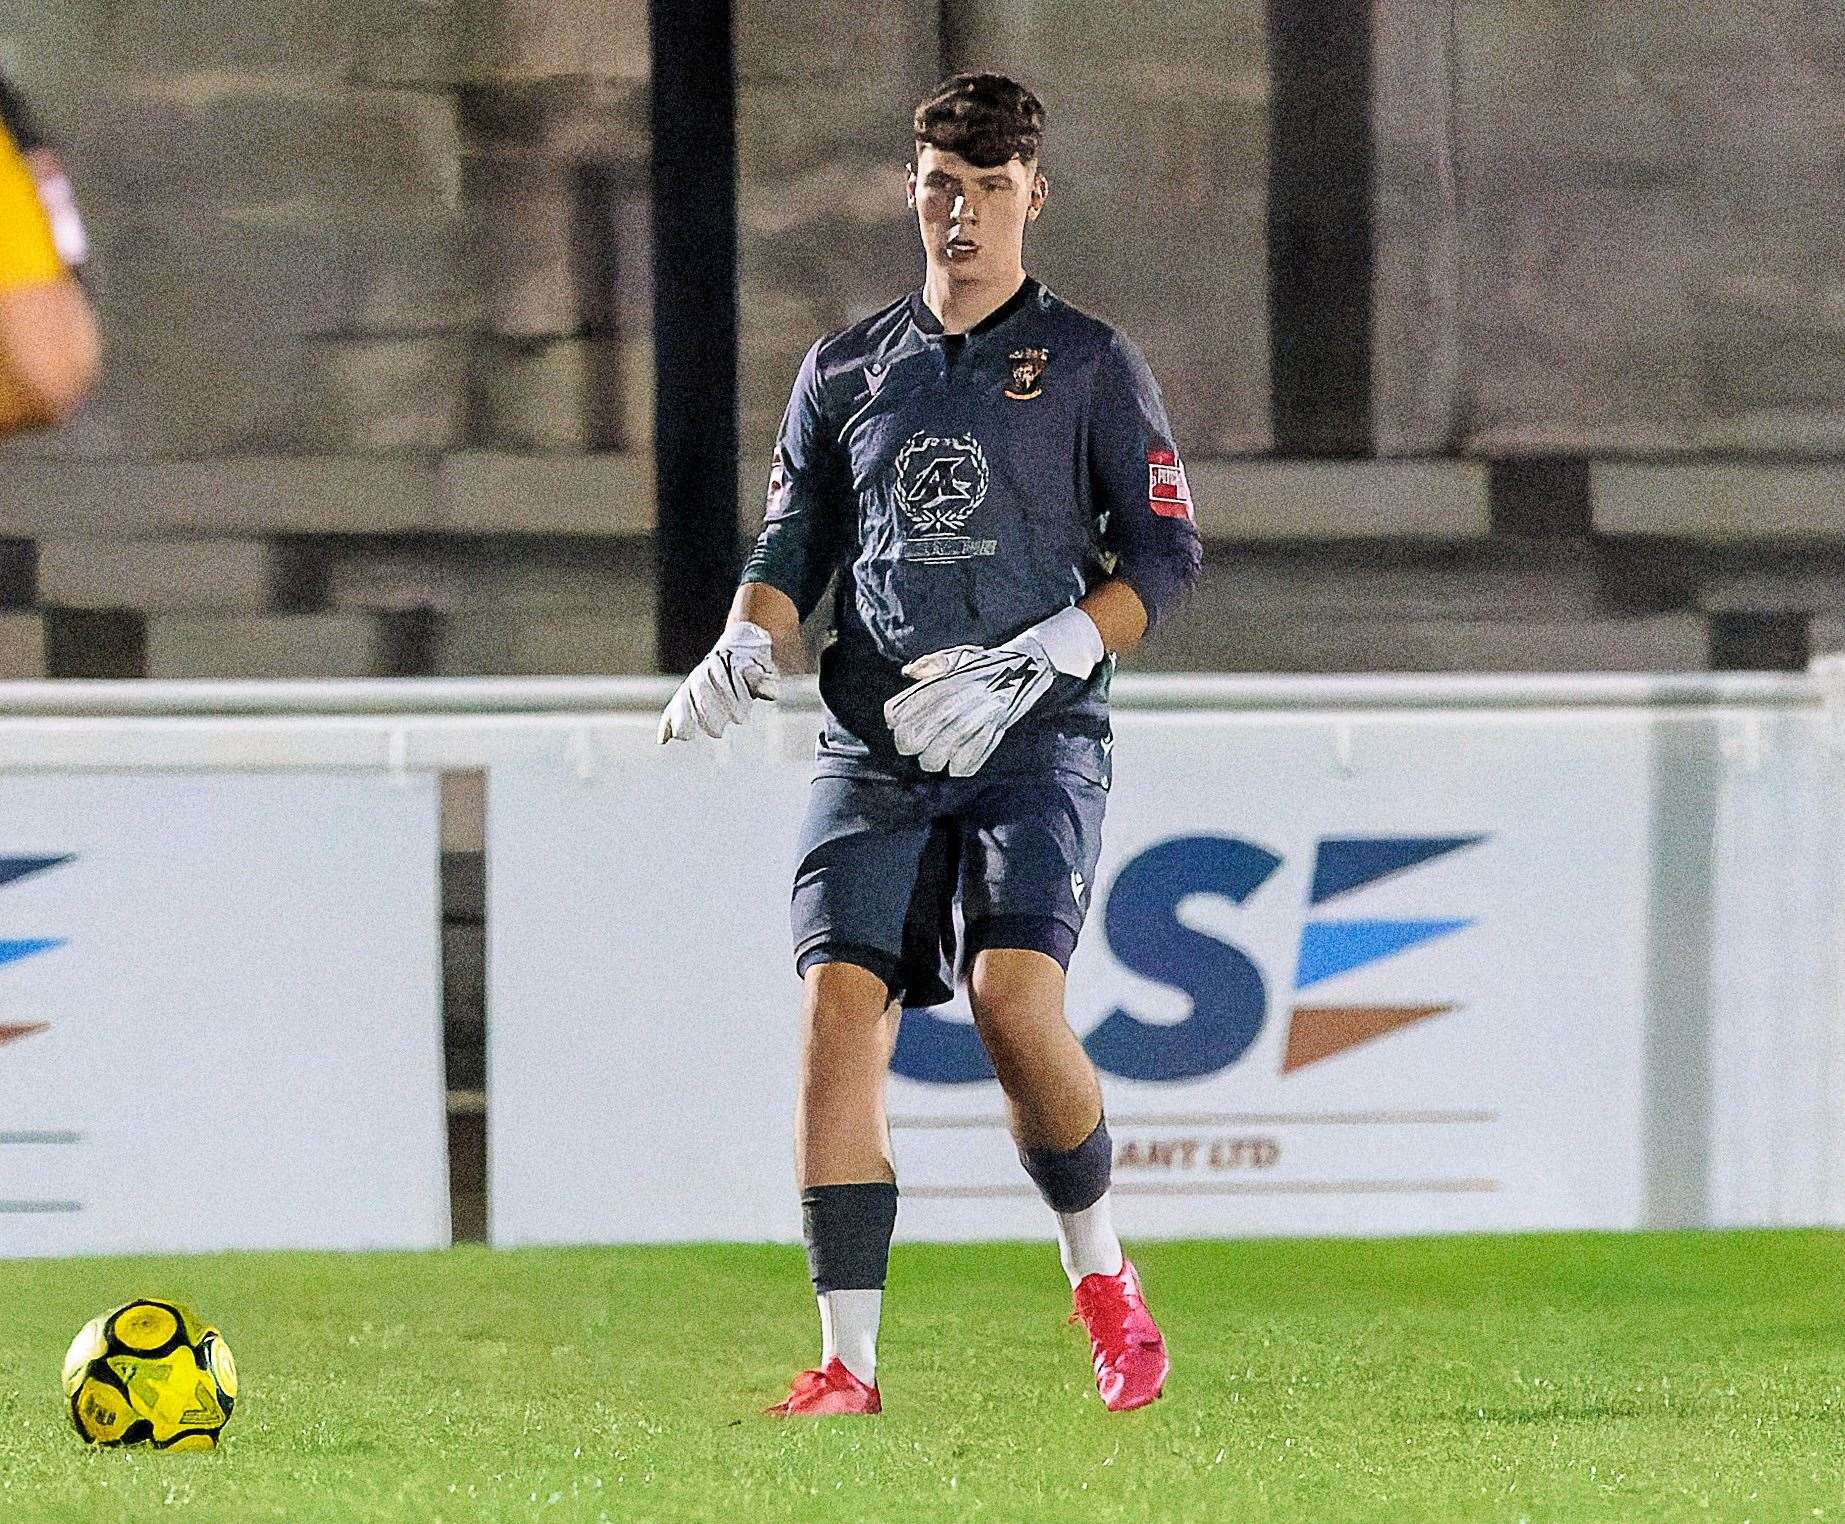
[1078,1279,1158,1357]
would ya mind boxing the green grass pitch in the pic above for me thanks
[2,1231,1843,1522]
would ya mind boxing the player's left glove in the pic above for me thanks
[883,606,1105,778]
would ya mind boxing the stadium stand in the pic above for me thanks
[0,0,1838,683]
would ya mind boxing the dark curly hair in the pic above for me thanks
[913,73,1044,169]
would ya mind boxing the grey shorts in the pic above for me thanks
[790,766,1108,1008]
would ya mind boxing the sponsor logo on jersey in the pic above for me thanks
[1148,448,1194,521]
[1005,347,1049,400]
[894,431,998,563]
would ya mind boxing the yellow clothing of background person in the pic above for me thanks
[0,71,97,433]
[0,107,64,288]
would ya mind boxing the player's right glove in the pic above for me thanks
[883,606,1104,777]
[657,620,779,743]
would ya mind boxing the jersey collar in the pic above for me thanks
[908,276,1040,341]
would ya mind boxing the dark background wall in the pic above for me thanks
[0,0,1840,680]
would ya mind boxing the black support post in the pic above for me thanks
[1267,0,1375,457]
[650,0,740,672]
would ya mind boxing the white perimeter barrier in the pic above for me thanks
[0,769,447,1257]
[0,667,1842,1252]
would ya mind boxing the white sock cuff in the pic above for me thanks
[1056,1194,1125,1287]
[818,1289,882,1386]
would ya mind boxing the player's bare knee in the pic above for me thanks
[802,963,898,1062]
[804,959,891,1011]
[968,991,1025,1062]
[970,952,1064,1035]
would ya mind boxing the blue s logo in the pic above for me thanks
[892,835,1481,1086]
[1082,836,1278,1081]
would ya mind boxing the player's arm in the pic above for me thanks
[1083,330,1203,648]
[0,77,97,434]
[1074,578,1149,659]
[0,274,99,432]
[659,340,843,743]
[1050,344,1204,653]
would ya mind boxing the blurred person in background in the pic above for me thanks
[0,70,96,435]
[662,73,1201,1417]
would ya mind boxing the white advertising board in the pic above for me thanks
[0,772,449,1257]
[487,723,812,1246]
[890,713,1657,1241]
[1703,709,1845,1228]
[488,708,1674,1245]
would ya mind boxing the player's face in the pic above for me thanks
[907,146,1046,280]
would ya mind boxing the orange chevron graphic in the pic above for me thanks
[0,1021,48,1048]
[1283,1005,1454,1074]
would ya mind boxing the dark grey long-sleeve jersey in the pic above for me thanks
[742,277,1203,779]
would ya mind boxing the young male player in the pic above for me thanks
[660,73,1202,1416]
[0,70,96,435]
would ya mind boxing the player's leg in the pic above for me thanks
[797,962,901,1187]
[787,961,899,1410]
[966,948,1120,1279]
[960,770,1169,1410]
[968,943,1167,1411]
[769,775,940,1415]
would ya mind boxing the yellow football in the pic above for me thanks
[61,1299,238,1449]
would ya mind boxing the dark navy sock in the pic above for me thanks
[801,1182,899,1293]
[1019,1117,1112,1214]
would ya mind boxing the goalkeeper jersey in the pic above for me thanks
[742,277,1203,779]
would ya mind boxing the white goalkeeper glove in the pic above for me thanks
[657,621,780,743]
[883,606,1105,778]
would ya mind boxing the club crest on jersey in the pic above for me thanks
[1005,348,1049,400]
[894,431,998,563]
[1148,447,1194,520]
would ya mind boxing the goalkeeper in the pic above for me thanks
[0,70,96,435]
[661,73,1201,1417]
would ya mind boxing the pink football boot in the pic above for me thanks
[764,1357,883,1417]
[1072,1259,1169,1412]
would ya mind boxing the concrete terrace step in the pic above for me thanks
[1132,613,1711,675]
[145,613,399,680]
[38,537,281,613]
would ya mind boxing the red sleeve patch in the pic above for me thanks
[1147,448,1194,521]
[764,449,788,517]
